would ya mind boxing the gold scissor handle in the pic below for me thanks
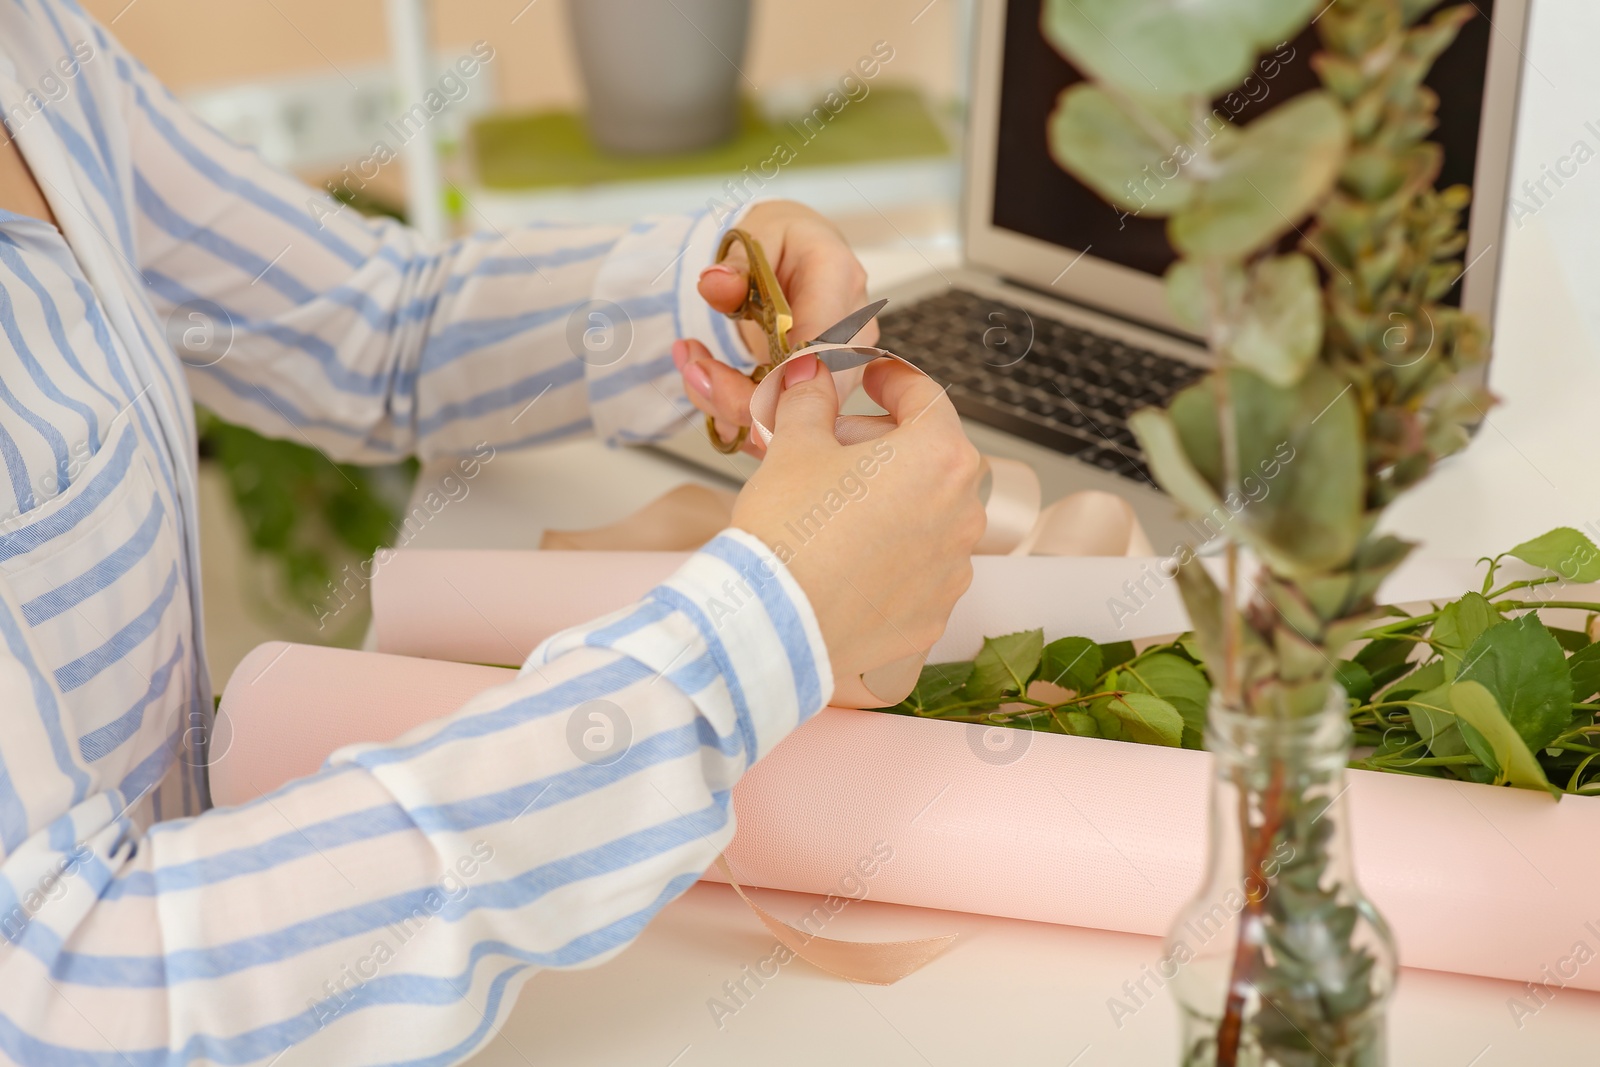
[706,229,794,454]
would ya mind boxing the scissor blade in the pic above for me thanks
[812,299,888,347]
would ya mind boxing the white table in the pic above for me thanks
[457,882,1597,1067]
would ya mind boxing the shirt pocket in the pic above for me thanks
[0,423,191,789]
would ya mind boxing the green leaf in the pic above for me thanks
[1047,85,1195,215]
[1098,640,1137,671]
[1121,653,1211,748]
[1167,557,1272,685]
[1457,616,1573,752]
[1088,699,1126,740]
[1333,660,1374,704]
[899,662,975,714]
[1041,637,1104,691]
[1407,684,1469,759]
[1157,366,1365,575]
[1175,634,1205,664]
[966,630,1045,703]
[1091,692,1185,747]
[1128,405,1227,524]
[1064,710,1100,737]
[1381,658,1444,703]
[1170,92,1348,260]
[1455,717,1501,777]
[1432,592,1498,680]
[1164,259,1245,335]
[1228,254,1323,388]
[1549,627,1590,653]
[1449,681,1562,796]
[1356,634,1418,675]
[1042,0,1321,97]
[1507,527,1600,583]
[1568,642,1600,703]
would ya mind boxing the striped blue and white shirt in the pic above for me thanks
[0,2,831,1063]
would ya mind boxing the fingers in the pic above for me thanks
[774,219,872,345]
[768,353,841,449]
[672,339,766,456]
[674,339,754,418]
[864,359,962,437]
[697,241,872,349]
[696,263,748,316]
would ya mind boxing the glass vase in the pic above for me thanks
[1165,687,1398,1067]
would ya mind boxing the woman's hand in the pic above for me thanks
[673,201,877,457]
[731,354,984,702]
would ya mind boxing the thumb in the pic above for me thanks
[768,354,840,448]
[697,263,748,314]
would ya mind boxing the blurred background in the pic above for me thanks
[77,0,972,680]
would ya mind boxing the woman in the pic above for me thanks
[0,1,983,1063]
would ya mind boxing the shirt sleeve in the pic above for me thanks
[0,529,831,1065]
[110,31,753,463]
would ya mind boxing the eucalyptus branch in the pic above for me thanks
[1034,0,1510,1060]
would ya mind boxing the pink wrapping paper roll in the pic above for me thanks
[216,640,1600,994]
[370,550,1501,666]
[371,551,684,665]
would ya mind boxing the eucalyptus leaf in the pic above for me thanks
[1173,557,1228,677]
[1229,254,1324,388]
[1170,92,1349,260]
[1129,405,1228,524]
[1163,366,1365,575]
[1048,85,1196,214]
[1042,0,1321,97]
[1456,616,1573,752]
[1164,259,1246,335]
[1042,636,1104,691]
[1507,527,1600,583]
[1449,681,1562,796]
[966,629,1045,703]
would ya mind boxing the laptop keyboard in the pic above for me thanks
[874,288,1208,484]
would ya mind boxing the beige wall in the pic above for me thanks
[79,0,959,110]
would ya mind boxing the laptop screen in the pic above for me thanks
[990,0,1497,294]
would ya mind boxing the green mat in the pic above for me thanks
[470,85,950,190]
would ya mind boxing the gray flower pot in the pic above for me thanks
[567,0,751,155]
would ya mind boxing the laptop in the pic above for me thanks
[661,0,1530,554]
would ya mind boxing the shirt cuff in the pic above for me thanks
[525,528,832,770]
[584,203,762,445]
[673,199,764,375]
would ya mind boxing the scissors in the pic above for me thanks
[706,228,888,454]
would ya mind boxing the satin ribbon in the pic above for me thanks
[713,857,957,985]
